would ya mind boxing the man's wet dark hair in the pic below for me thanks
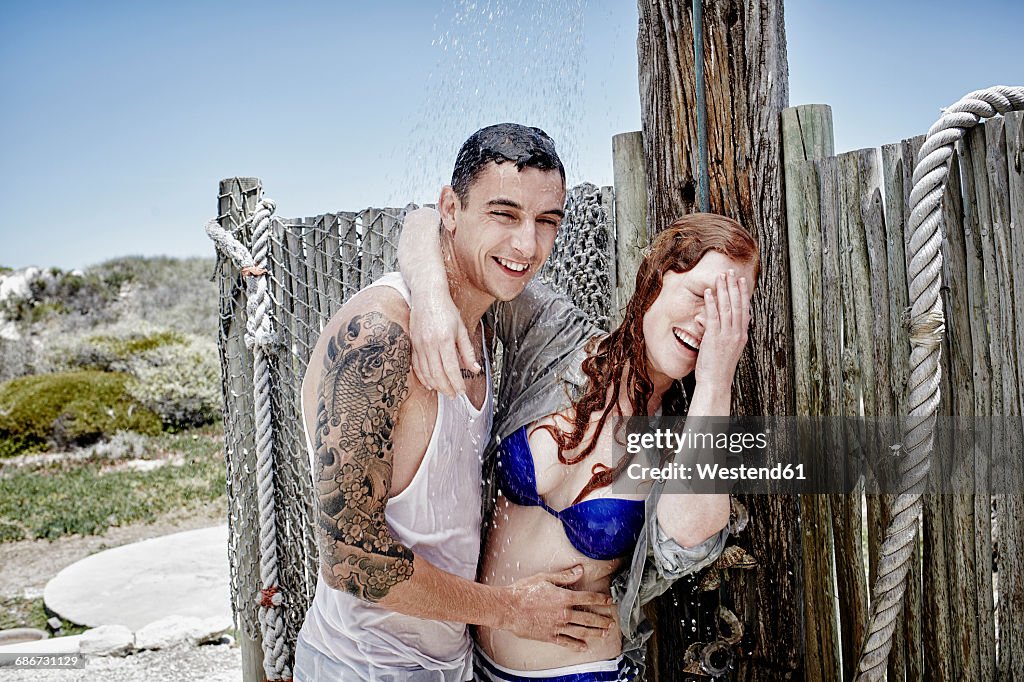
[451,123,565,206]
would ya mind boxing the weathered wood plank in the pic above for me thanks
[337,212,359,302]
[852,149,883,419]
[782,103,840,682]
[999,106,1024,679]
[1008,111,1024,418]
[819,155,867,680]
[880,140,918,681]
[361,208,384,286]
[611,132,648,328]
[841,152,869,682]
[216,177,265,682]
[320,213,344,313]
[855,152,889,663]
[955,131,998,680]
[971,121,1007,680]
[380,208,401,274]
[283,221,313,363]
[306,215,330,331]
[937,148,984,681]
[985,115,1024,680]
[855,146,897,681]
[782,104,833,421]
[1005,112,1024,682]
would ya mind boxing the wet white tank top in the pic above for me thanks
[298,272,493,679]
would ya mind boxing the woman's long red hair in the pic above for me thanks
[540,213,760,504]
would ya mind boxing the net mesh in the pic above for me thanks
[214,179,615,652]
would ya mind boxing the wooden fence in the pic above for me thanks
[782,104,1024,680]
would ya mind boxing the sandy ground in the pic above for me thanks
[0,503,243,681]
[0,642,242,682]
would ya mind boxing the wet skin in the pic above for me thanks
[440,163,565,313]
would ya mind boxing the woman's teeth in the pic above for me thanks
[673,329,700,351]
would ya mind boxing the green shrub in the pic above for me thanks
[0,338,38,384]
[93,257,218,336]
[0,371,161,458]
[0,268,121,325]
[100,330,186,356]
[0,520,24,543]
[61,328,186,372]
[41,324,220,430]
[127,338,221,428]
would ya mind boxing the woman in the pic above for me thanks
[399,208,759,681]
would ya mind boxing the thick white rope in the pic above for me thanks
[206,198,291,682]
[855,85,1024,680]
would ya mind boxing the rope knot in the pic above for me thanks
[242,265,268,278]
[904,309,946,351]
[246,327,281,351]
[258,586,283,608]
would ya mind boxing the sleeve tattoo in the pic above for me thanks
[314,310,416,602]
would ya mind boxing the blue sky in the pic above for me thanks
[1,0,1021,270]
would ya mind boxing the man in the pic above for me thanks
[293,124,615,682]
[398,210,738,679]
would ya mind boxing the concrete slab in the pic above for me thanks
[43,526,231,632]
[0,633,83,655]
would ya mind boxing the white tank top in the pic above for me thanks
[299,272,492,679]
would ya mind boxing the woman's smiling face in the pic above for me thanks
[641,251,757,387]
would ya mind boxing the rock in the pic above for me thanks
[193,616,234,646]
[135,615,232,650]
[80,625,134,656]
[0,628,48,646]
[0,267,39,302]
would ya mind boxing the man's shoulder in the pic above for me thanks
[302,283,416,400]
[329,284,411,332]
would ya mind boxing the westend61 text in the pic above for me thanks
[627,462,806,481]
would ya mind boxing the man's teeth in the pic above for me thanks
[673,329,700,350]
[496,257,529,272]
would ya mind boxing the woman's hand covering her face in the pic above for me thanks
[694,269,751,390]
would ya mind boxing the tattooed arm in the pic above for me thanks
[310,295,615,647]
[312,307,417,600]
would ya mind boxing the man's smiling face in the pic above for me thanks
[441,162,565,303]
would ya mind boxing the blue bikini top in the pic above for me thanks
[494,426,646,561]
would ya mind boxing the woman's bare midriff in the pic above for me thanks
[476,493,626,670]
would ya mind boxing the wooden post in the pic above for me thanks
[1005,111,1024,678]
[881,137,924,681]
[216,177,267,682]
[781,104,839,682]
[955,132,998,679]
[636,1,798,678]
[984,113,1024,681]
[611,131,648,327]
